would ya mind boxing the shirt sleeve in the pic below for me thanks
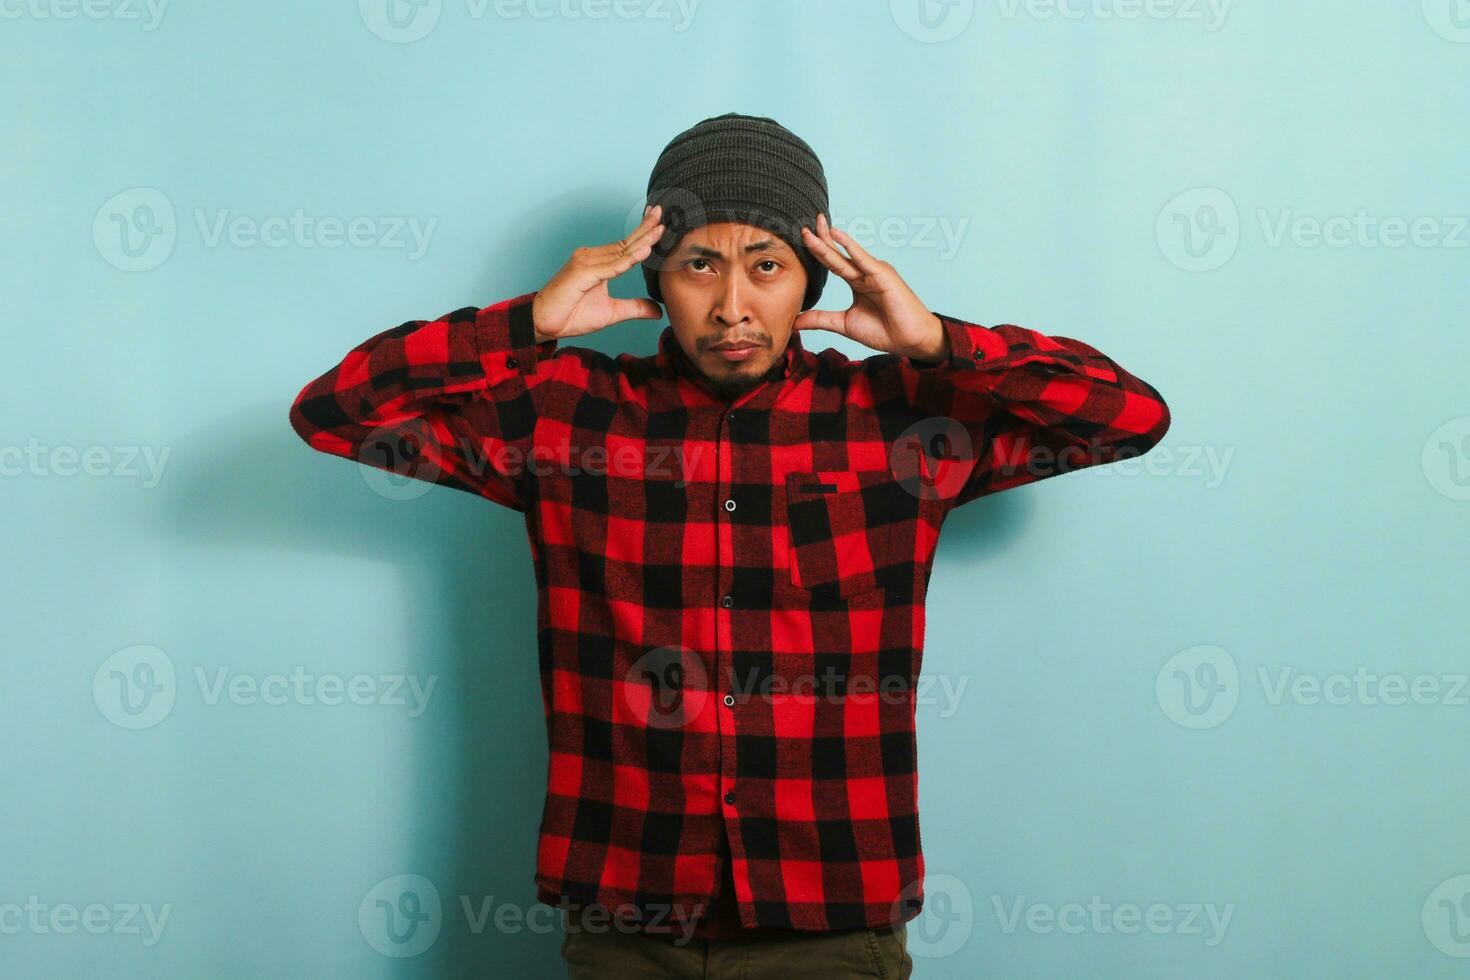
[288,290,562,511]
[894,312,1172,507]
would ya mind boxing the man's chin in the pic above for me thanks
[702,354,763,378]
[702,362,765,396]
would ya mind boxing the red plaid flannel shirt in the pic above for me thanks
[289,289,1171,936]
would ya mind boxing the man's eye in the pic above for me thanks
[686,258,778,273]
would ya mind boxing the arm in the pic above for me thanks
[897,312,1172,506]
[288,290,562,511]
[289,203,669,510]
[790,215,1170,506]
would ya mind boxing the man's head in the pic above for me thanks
[657,220,807,400]
[641,112,829,398]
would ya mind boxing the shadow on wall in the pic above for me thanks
[160,407,558,977]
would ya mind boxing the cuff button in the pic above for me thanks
[506,356,518,369]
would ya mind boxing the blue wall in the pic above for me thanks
[4,1,1468,976]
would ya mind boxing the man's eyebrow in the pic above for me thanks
[676,239,787,260]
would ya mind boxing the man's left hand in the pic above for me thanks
[794,213,947,364]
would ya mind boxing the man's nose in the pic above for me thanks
[712,273,751,325]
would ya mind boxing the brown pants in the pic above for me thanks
[560,921,913,979]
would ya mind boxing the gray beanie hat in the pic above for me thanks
[641,112,830,312]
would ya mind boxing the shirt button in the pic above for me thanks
[721,594,733,608]
[972,349,985,362]
[724,791,736,805]
[724,498,736,512]
[727,412,736,422]
[505,356,518,369]
[723,694,735,707]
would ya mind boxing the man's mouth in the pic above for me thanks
[709,340,762,363]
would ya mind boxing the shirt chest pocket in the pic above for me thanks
[786,469,916,599]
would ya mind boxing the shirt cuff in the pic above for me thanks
[471,290,559,378]
[903,312,1011,372]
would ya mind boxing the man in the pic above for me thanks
[290,112,1171,978]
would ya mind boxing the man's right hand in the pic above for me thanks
[530,204,666,342]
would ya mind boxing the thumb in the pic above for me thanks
[793,308,847,336]
[610,298,664,323]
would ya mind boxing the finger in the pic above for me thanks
[792,308,848,336]
[815,212,853,270]
[608,297,664,323]
[603,215,664,261]
[801,221,861,281]
[582,225,663,284]
[620,219,664,258]
[823,217,886,277]
[596,204,663,257]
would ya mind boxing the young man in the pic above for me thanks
[290,112,1171,979]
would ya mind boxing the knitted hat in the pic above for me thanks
[641,112,829,312]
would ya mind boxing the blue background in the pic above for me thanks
[4,1,1469,976]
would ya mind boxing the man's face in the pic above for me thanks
[658,221,808,400]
